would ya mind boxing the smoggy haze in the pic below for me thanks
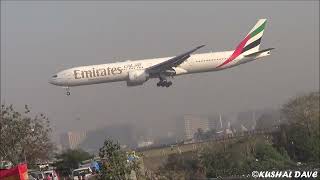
[1,1,319,140]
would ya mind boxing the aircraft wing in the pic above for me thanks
[146,45,205,74]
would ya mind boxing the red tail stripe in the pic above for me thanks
[217,35,251,68]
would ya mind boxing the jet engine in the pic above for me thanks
[164,69,176,76]
[126,70,149,86]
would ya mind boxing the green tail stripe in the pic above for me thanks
[250,21,266,38]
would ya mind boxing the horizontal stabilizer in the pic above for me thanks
[244,48,274,57]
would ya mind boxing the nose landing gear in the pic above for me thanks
[65,87,71,96]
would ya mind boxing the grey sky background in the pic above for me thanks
[1,1,319,141]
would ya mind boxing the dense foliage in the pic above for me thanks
[158,92,319,178]
[279,92,320,162]
[98,139,141,180]
[194,128,217,141]
[0,104,54,165]
[158,152,205,179]
[54,149,93,176]
[199,138,293,177]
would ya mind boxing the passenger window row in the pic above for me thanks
[196,58,227,63]
[123,66,144,70]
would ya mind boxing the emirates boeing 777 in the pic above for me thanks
[49,19,273,96]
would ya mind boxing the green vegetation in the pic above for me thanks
[158,92,319,179]
[198,138,293,177]
[1,92,318,179]
[0,104,54,165]
[54,149,93,176]
[278,92,320,162]
[158,152,205,179]
[98,138,141,180]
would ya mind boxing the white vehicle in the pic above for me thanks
[72,167,92,180]
[28,170,45,180]
[49,19,273,96]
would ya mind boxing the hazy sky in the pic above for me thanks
[1,1,319,140]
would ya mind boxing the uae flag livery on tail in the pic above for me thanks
[242,19,267,54]
[217,19,267,68]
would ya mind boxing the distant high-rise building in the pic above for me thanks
[184,115,210,139]
[79,123,138,153]
[208,113,229,131]
[237,111,258,131]
[208,114,218,130]
[236,109,279,131]
[60,131,87,150]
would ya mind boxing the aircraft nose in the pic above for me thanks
[48,78,56,85]
[49,74,59,85]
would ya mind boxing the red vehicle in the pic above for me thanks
[43,170,59,180]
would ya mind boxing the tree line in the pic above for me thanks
[155,92,319,179]
[1,91,318,179]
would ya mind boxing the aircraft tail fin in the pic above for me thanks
[234,19,267,56]
[216,19,269,68]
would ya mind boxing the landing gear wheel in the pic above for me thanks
[65,87,71,96]
[156,80,173,87]
[165,81,172,87]
[157,81,165,87]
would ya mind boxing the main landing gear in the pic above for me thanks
[157,80,172,87]
[156,75,172,87]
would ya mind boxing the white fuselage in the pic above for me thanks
[49,50,271,87]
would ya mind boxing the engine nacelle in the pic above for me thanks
[164,69,176,76]
[127,70,149,86]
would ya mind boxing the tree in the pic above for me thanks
[252,142,293,170]
[54,149,93,176]
[256,110,280,130]
[281,92,319,135]
[0,104,54,165]
[98,138,141,180]
[199,138,293,178]
[159,153,205,179]
[194,128,217,141]
[280,92,320,162]
[194,128,204,141]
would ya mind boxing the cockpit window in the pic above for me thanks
[52,75,58,78]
